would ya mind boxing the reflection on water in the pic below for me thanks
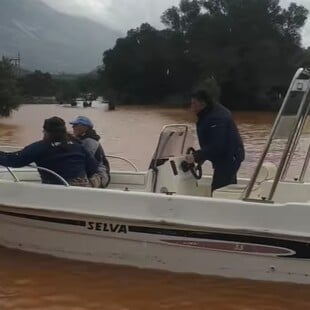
[0,104,308,310]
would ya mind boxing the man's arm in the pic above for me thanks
[0,142,43,167]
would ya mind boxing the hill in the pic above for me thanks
[0,0,120,73]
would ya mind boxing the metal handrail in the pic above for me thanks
[5,167,19,182]
[242,68,307,200]
[280,97,310,180]
[106,155,138,172]
[299,142,310,182]
[280,69,310,181]
[268,81,310,200]
[0,165,70,186]
[29,165,70,186]
[0,146,139,172]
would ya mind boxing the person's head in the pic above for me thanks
[70,116,94,137]
[190,90,214,115]
[43,116,67,142]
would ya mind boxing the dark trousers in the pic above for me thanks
[211,160,241,192]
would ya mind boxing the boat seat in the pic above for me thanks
[212,162,277,200]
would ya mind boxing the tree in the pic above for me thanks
[0,58,20,116]
[99,0,308,109]
[186,0,308,108]
[19,70,56,97]
[100,23,198,104]
[161,0,201,33]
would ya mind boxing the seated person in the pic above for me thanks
[70,116,110,188]
[0,116,99,186]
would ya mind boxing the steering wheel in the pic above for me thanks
[183,147,202,180]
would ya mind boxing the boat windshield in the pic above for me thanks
[150,125,194,165]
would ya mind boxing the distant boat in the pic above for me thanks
[59,96,109,110]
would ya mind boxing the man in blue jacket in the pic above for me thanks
[186,90,245,191]
[0,116,99,186]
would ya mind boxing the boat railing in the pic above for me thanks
[243,67,310,201]
[0,146,139,171]
[2,165,70,186]
[0,146,139,184]
[32,165,70,186]
[106,155,138,172]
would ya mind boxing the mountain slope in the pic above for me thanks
[0,0,121,73]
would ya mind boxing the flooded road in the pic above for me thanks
[0,104,308,310]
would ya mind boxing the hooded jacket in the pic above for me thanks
[79,129,110,175]
[194,104,245,168]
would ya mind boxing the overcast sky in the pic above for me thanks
[42,0,310,47]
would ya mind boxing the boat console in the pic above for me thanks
[146,124,212,196]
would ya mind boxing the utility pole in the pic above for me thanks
[8,52,21,76]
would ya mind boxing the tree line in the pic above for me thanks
[100,0,310,109]
[0,60,100,116]
[18,70,99,103]
[1,0,310,116]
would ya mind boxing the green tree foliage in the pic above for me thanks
[0,57,20,116]
[19,70,56,97]
[101,23,198,104]
[100,0,309,109]
[165,0,309,108]
[161,0,201,33]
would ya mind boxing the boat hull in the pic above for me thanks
[1,204,310,284]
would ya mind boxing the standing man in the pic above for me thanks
[186,90,245,191]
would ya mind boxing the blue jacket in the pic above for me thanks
[0,140,99,184]
[194,104,244,168]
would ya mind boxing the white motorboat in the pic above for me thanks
[1,68,310,284]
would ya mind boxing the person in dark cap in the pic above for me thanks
[186,90,245,192]
[0,116,99,186]
[70,116,110,188]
